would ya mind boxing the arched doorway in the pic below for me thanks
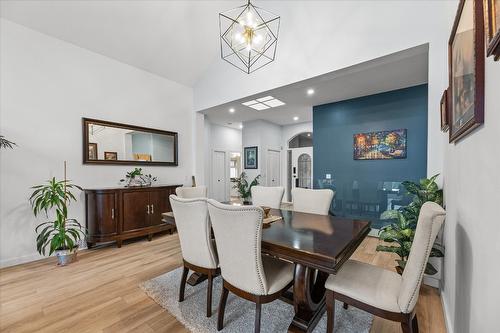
[286,131,313,201]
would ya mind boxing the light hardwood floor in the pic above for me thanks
[0,234,446,333]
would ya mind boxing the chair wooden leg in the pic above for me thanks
[179,266,189,302]
[343,302,348,309]
[206,272,213,317]
[326,290,335,333]
[412,314,419,333]
[254,302,261,333]
[401,314,414,333]
[217,284,229,331]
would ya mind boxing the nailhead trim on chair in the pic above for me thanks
[207,202,267,295]
[400,213,443,313]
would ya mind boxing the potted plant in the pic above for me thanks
[233,172,260,204]
[120,167,157,187]
[0,135,16,149]
[376,174,444,275]
[30,163,84,265]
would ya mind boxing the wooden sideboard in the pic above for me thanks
[84,184,181,248]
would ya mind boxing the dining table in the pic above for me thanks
[163,205,371,333]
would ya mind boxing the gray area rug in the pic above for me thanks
[141,267,372,333]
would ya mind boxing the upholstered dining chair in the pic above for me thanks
[175,185,207,199]
[169,195,219,317]
[206,199,294,333]
[251,185,285,209]
[324,201,446,333]
[291,188,334,215]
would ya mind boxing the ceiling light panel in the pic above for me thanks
[256,96,274,102]
[249,103,270,110]
[242,100,259,106]
[263,99,285,107]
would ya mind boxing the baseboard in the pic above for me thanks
[0,252,43,268]
[440,289,454,333]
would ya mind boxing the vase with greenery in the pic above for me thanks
[30,162,84,265]
[0,135,16,149]
[376,174,444,275]
[120,168,157,187]
[233,172,260,204]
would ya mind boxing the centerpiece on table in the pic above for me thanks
[120,168,157,187]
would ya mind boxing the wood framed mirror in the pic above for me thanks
[82,118,178,166]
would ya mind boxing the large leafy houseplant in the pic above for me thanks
[30,166,84,264]
[233,172,260,204]
[376,174,444,275]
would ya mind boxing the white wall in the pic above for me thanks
[204,120,242,199]
[440,56,500,332]
[241,120,281,185]
[0,19,194,267]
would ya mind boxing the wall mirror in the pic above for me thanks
[82,118,178,166]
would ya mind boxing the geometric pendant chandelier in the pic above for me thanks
[219,0,280,74]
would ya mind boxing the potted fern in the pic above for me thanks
[233,172,260,204]
[30,162,84,265]
[376,174,444,275]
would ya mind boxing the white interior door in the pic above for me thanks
[212,150,227,202]
[291,147,313,189]
[267,149,281,187]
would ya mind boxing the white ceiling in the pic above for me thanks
[0,0,242,87]
[202,44,429,128]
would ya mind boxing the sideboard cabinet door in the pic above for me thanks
[94,193,118,236]
[148,189,172,226]
[122,191,149,232]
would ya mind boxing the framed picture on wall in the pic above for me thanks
[244,146,258,169]
[440,89,449,131]
[448,0,485,143]
[88,143,98,160]
[486,0,500,60]
[104,151,118,160]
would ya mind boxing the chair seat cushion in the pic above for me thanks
[325,260,402,313]
[262,255,294,295]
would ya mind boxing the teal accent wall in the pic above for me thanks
[313,84,428,228]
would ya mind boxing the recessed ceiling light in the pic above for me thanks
[239,124,243,129]
[229,108,235,113]
[293,116,299,121]
[307,88,315,95]
[307,133,311,137]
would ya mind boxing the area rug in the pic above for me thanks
[141,267,373,333]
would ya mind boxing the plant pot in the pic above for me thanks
[242,199,252,205]
[55,247,78,266]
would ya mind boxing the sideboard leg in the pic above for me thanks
[148,234,153,241]
[116,239,122,248]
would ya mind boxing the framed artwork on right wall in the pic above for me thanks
[448,0,485,143]
[486,0,500,60]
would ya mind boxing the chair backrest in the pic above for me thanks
[175,186,207,199]
[169,195,218,269]
[207,199,269,295]
[251,186,284,209]
[398,201,446,313]
[292,188,334,215]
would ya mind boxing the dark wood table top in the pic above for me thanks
[262,209,371,274]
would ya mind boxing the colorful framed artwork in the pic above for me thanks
[244,146,258,169]
[353,129,407,160]
[440,89,449,131]
[448,0,485,143]
[486,0,500,60]
[88,143,98,160]
[104,151,118,160]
